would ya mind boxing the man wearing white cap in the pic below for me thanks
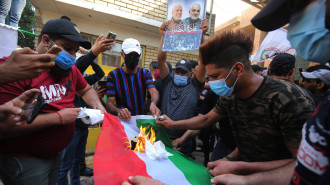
[105,38,160,120]
[301,65,330,105]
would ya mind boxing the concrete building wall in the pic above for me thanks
[240,6,259,28]
[80,0,168,22]
[145,45,198,68]
[32,0,215,75]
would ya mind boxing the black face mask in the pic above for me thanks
[125,57,139,70]
[50,63,72,77]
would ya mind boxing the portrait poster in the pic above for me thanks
[161,0,206,52]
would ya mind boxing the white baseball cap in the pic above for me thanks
[122,38,141,55]
[301,69,330,85]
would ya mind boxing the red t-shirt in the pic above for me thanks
[0,65,87,158]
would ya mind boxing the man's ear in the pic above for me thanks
[267,68,272,75]
[41,34,52,47]
[121,50,125,58]
[289,68,295,77]
[234,62,244,77]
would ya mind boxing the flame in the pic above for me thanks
[134,126,156,153]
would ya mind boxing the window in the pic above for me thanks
[81,34,99,62]
[101,43,122,67]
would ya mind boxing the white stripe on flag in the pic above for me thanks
[136,152,191,185]
[120,117,191,185]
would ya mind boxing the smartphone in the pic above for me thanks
[22,93,46,124]
[106,31,117,41]
[98,80,107,89]
[46,45,62,55]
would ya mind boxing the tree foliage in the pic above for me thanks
[18,0,36,49]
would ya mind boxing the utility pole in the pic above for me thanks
[208,0,214,34]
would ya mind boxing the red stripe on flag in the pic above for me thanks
[94,114,151,185]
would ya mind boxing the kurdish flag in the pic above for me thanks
[94,114,212,185]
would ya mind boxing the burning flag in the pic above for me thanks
[133,126,156,153]
[94,114,212,185]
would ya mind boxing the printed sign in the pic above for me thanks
[162,0,206,52]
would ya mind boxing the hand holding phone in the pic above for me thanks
[98,80,107,89]
[46,45,62,55]
[22,92,46,124]
[106,31,117,42]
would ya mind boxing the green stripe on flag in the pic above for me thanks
[166,147,213,185]
[136,118,212,185]
[136,119,173,148]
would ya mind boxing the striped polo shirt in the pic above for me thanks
[106,67,155,115]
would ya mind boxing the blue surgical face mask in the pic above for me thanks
[174,74,188,86]
[53,50,77,70]
[209,66,238,97]
[287,0,330,64]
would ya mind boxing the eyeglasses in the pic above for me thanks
[192,9,200,13]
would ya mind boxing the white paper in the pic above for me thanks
[77,107,104,125]
[0,23,17,58]
[145,140,173,160]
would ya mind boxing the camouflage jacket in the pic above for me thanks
[214,77,315,162]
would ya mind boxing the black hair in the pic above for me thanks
[210,45,251,69]
[189,60,198,69]
[166,61,173,73]
[200,30,253,70]
[60,16,71,21]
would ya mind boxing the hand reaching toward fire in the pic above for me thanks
[172,137,184,150]
[155,115,175,129]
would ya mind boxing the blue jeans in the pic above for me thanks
[0,0,26,27]
[58,127,88,185]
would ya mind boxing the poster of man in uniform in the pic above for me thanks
[161,0,206,52]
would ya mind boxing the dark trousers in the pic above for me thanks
[0,153,61,185]
[210,139,233,161]
[57,127,88,185]
[179,139,194,158]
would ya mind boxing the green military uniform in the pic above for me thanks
[214,77,314,162]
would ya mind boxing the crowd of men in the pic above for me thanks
[0,0,329,185]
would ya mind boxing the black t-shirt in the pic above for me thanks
[200,91,236,150]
